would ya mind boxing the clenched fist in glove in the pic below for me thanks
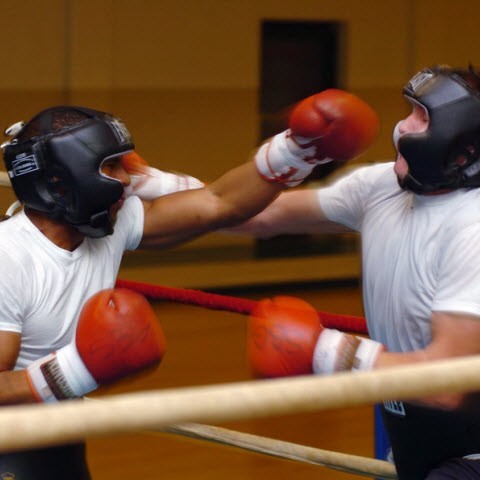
[122,151,205,200]
[248,296,384,378]
[255,89,379,187]
[26,288,166,402]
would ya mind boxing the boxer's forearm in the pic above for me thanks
[0,370,37,405]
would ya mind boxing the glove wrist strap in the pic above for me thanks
[125,166,205,200]
[312,328,384,374]
[255,130,332,187]
[26,344,98,402]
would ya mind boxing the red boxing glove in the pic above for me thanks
[75,288,165,383]
[289,89,379,162]
[122,151,204,200]
[248,296,322,377]
[248,296,384,378]
[26,288,166,402]
[122,150,149,172]
[255,89,379,186]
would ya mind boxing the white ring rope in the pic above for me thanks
[164,423,397,479]
[2,354,480,453]
[0,171,10,187]
[85,396,396,479]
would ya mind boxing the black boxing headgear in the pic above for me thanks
[1,106,134,237]
[398,65,480,193]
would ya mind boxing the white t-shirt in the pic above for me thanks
[0,196,144,369]
[319,162,480,353]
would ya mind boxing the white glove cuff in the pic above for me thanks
[354,337,384,371]
[26,353,59,403]
[126,168,204,200]
[26,344,98,402]
[312,329,383,374]
[56,343,98,398]
[255,130,317,187]
[312,329,345,374]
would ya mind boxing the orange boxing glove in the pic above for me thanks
[248,296,384,378]
[26,288,166,402]
[248,296,322,377]
[255,89,379,187]
[289,89,379,162]
[121,151,149,173]
[75,288,165,384]
[122,151,204,200]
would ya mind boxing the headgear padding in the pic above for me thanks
[398,66,480,193]
[2,106,134,237]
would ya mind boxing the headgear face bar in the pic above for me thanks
[398,65,480,193]
[1,106,134,237]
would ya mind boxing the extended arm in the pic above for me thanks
[225,188,352,238]
[140,89,378,248]
[139,161,285,248]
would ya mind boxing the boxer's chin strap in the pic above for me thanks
[5,200,22,217]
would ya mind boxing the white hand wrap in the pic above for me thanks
[255,130,332,187]
[26,343,98,402]
[312,328,384,374]
[125,166,205,200]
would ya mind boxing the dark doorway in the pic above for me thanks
[259,20,342,140]
[257,20,356,260]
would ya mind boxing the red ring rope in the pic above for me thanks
[115,278,368,334]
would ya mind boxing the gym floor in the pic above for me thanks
[87,280,375,480]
